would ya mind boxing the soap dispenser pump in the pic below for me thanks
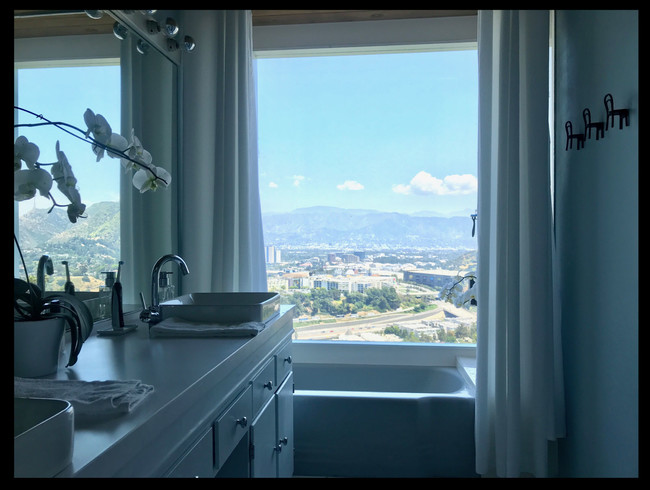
[158,271,175,303]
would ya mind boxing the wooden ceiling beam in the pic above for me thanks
[14,10,478,39]
[251,10,477,26]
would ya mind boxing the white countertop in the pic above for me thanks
[44,306,294,477]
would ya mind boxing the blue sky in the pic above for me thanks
[16,48,478,218]
[16,65,121,215]
[256,48,478,216]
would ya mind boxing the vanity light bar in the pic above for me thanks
[88,10,196,59]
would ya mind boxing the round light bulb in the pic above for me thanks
[113,22,128,41]
[164,18,179,38]
[183,35,196,52]
[85,10,104,20]
[136,39,150,55]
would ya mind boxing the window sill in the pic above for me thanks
[292,340,476,367]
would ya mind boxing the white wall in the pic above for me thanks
[554,10,638,477]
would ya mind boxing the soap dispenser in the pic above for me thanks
[158,271,176,303]
[99,271,116,319]
[97,260,138,336]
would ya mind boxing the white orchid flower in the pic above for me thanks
[439,273,477,308]
[132,165,171,193]
[106,132,129,159]
[14,135,40,170]
[52,141,86,219]
[14,168,53,201]
[83,108,112,144]
[122,129,152,171]
[66,200,87,223]
[83,108,115,161]
[51,141,77,189]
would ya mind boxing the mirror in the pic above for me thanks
[14,10,180,316]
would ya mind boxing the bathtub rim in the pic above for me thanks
[294,388,475,399]
[292,340,475,366]
[292,340,477,395]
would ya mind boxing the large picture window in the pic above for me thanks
[256,45,478,344]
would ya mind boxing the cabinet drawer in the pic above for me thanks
[167,427,214,478]
[275,341,293,386]
[214,385,252,470]
[252,358,275,416]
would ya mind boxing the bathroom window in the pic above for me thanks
[254,15,478,344]
[14,36,121,292]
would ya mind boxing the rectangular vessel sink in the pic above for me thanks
[14,397,74,477]
[159,292,280,324]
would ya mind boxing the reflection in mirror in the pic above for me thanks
[118,25,179,307]
[14,10,179,314]
[14,25,121,305]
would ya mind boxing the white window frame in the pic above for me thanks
[252,15,478,366]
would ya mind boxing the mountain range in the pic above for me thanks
[262,206,477,249]
[17,203,476,275]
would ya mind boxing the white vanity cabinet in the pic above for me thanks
[216,337,294,478]
[63,306,294,478]
[166,427,215,478]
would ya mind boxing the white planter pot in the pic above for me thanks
[14,317,65,378]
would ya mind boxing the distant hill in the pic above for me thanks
[17,203,477,281]
[262,206,477,249]
[17,201,121,278]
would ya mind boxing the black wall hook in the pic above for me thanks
[604,93,629,130]
[583,107,604,140]
[565,120,585,150]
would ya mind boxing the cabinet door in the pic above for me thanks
[276,372,294,478]
[250,396,277,478]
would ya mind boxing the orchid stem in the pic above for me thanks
[14,106,168,186]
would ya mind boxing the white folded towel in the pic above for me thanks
[149,317,265,338]
[14,377,154,418]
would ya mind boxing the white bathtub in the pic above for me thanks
[293,363,477,478]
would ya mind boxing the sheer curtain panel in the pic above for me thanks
[179,10,267,293]
[120,35,177,305]
[475,10,565,478]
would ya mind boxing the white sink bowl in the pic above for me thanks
[14,397,74,477]
[159,292,280,324]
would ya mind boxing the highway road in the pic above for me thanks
[293,301,475,340]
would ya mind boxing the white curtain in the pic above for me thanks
[475,10,565,477]
[120,33,178,305]
[178,10,267,293]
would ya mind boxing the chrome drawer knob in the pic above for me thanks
[235,417,247,428]
[264,381,273,390]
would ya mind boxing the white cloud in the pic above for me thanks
[293,175,305,187]
[393,171,477,196]
[391,183,411,195]
[337,180,364,191]
[269,182,278,188]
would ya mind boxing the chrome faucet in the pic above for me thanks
[141,254,190,323]
[36,255,54,293]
